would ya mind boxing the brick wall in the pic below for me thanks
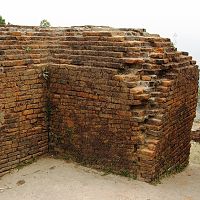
[0,27,49,176]
[0,25,198,182]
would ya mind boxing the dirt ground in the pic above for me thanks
[0,142,200,200]
[190,141,200,164]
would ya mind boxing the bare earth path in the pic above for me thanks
[0,143,200,200]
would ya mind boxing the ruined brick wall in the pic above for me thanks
[0,27,49,176]
[47,27,199,181]
[154,66,198,178]
[0,25,198,182]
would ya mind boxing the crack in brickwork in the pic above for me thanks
[0,111,5,127]
[0,25,198,182]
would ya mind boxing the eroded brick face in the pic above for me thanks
[0,25,198,182]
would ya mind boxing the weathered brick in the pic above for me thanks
[0,25,198,184]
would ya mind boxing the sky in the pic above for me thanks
[1,0,200,65]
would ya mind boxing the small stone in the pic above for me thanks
[16,180,25,186]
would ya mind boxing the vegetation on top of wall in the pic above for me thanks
[0,16,6,25]
[40,19,51,27]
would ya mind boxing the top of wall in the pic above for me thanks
[0,25,198,73]
[0,25,157,38]
[0,24,147,32]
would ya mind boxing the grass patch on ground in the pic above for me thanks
[150,163,188,185]
[16,157,38,170]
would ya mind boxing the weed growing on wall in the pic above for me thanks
[40,19,51,27]
[0,16,5,25]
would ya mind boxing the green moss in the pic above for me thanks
[16,158,37,170]
[118,169,137,179]
[101,168,113,176]
[119,169,131,177]
[150,163,188,185]
[23,46,32,52]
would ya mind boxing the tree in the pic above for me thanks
[0,16,6,25]
[40,19,51,28]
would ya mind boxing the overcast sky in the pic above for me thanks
[1,0,200,65]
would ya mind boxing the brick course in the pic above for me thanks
[0,25,198,182]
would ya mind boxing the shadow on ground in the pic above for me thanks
[0,143,200,200]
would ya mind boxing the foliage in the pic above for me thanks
[0,16,6,25]
[150,163,187,185]
[40,19,51,27]
[16,157,37,170]
[22,46,32,52]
